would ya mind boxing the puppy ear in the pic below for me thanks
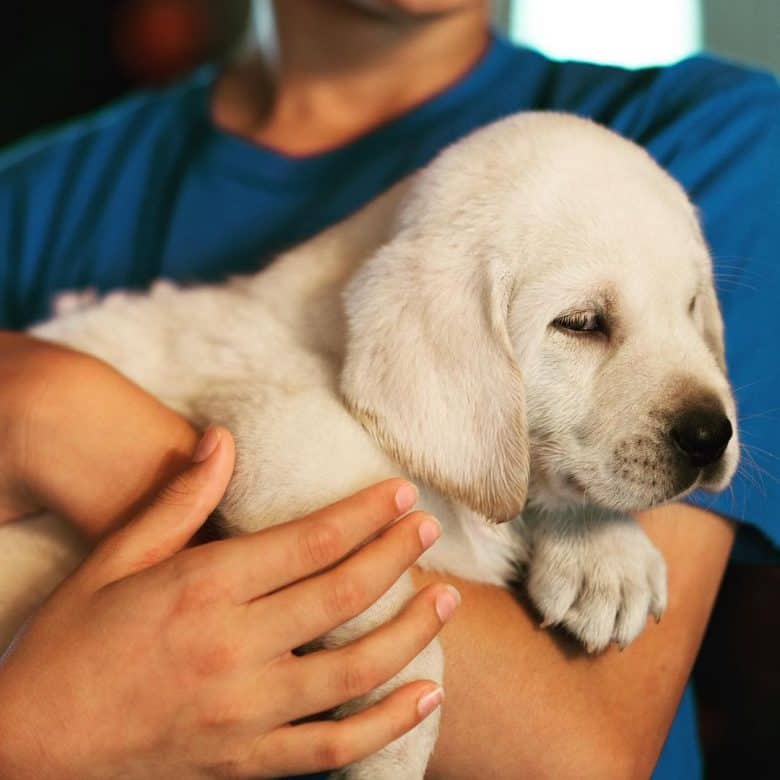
[340,229,529,523]
[699,280,727,373]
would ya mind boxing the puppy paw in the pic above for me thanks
[526,516,667,652]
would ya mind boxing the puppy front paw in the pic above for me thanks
[526,515,667,652]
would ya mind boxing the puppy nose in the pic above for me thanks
[670,409,733,468]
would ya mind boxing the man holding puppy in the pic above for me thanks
[0,1,777,777]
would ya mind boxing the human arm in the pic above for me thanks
[414,503,734,780]
[0,331,198,535]
[0,432,454,779]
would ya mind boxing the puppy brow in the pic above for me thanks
[561,291,614,321]
[599,287,618,316]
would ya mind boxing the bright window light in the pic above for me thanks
[509,0,702,68]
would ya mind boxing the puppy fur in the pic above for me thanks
[0,113,738,779]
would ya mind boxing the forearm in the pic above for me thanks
[415,505,735,780]
[0,332,198,537]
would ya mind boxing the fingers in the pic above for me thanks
[86,426,236,585]
[269,583,459,723]
[248,509,441,654]
[216,478,419,603]
[246,681,444,778]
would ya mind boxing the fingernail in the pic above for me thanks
[417,687,444,719]
[395,483,418,513]
[193,426,220,463]
[418,516,441,550]
[435,585,461,622]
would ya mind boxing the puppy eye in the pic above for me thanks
[552,311,606,335]
[689,295,698,314]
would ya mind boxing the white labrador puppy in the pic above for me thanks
[0,113,738,779]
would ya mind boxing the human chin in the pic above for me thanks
[347,0,482,16]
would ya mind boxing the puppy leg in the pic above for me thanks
[523,508,667,652]
[324,574,443,780]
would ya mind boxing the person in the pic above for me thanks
[0,1,777,777]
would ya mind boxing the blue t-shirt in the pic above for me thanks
[1,33,778,779]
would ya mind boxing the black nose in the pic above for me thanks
[670,408,733,468]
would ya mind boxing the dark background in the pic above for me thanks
[0,0,250,147]
[1,1,778,777]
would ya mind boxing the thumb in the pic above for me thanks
[87,426,236,584]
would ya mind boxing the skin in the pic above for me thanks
[213,1,491,154]
[0,2,738,777]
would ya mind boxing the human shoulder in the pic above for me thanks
[0,67,218,328]
[506,43,779,142]
[652,53,779,104]
[636,54,779,148]
[0,66,216,182]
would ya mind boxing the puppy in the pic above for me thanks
[0,113,738,779]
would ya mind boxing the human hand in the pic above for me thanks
[0,427,454,779]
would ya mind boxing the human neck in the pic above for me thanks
[212,1,490,155]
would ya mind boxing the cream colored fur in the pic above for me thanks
[0,113,738,779]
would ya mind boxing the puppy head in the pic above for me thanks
[341,113,738,520]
